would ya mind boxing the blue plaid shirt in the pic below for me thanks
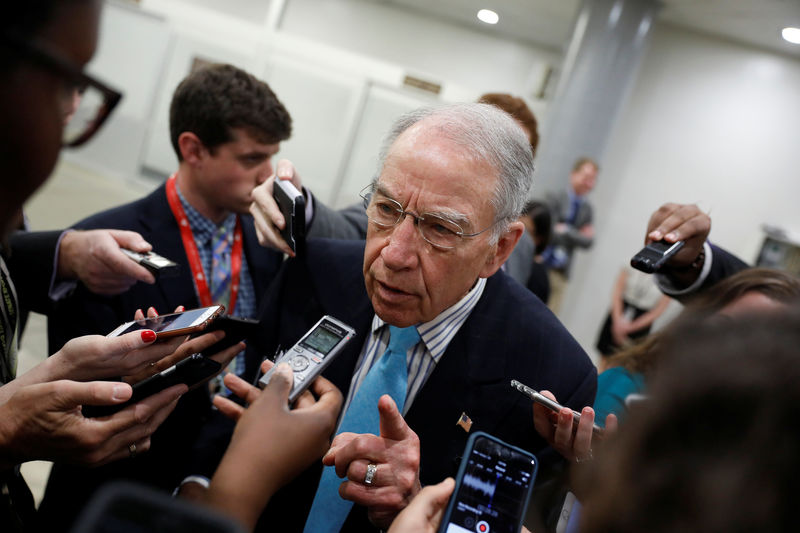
[176,186,256,376]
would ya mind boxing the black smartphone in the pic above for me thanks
[200,315,259,357]
[630,239,685,273]
[511,380,604,436]
[438,432,538,533]
[82,354,221,418]
[71,481,245,533]
[106,305,224,340]
[273,178,306,255]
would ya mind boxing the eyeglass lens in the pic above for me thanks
[366,196,464,248]
[62,84,106,145]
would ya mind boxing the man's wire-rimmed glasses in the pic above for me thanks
[360,185,495,250]
[1,32,122,147]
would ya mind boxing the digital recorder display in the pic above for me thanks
[299,324,343,355]
[444,436,536,533]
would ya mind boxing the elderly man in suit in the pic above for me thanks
[237,103,597,532]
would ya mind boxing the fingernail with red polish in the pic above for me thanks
[148,307,158,316]
[141,330,157,343]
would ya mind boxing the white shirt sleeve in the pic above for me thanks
[655,241,713,297]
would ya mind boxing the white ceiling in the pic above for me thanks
[177,0,800,58]
[377,0,800,57]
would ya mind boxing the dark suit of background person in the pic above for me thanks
[543,188,594,275]
[5,230,64,321]
[0,231,64,530]
[240,239,597,532]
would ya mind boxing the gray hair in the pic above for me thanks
[373,103,534,243]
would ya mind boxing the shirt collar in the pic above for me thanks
[370,277,487,363]
[175,183,236,243]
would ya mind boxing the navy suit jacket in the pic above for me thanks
[47,183,282,350]
[39,184,284,531]
[245,238,597,532]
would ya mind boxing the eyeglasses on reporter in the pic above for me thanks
[0,31,122,147]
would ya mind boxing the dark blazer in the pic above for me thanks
[5,230,64,333]
[703,243,749,291]
[47,183,282,350]
[245,238,597,532]
[39,184,284,532]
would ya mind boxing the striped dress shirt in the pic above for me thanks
[341,277,487,418]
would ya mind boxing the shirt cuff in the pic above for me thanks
[303,187,314,227]
[172,475,211,497]
[655,241,713,296]
[48,230,77,301]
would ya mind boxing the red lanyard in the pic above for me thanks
[165,174,243,314]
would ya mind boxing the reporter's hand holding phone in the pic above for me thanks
[122,306,244,385]
[0,326,186,405]
[532,390,618,463]
[0,379,186,469]
[57,229,156,294]
[205,362,342,530]
[386,479,455,533]
[646,203,710,269]
[249,158,304,256]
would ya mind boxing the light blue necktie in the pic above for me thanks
[303,325,420,533]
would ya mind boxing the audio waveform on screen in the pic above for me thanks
[462,473,498,498]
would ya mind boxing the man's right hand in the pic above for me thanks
[250,159,305,256]
[57,229,156,294]
[646,203,710,268]
[0,379,186,469]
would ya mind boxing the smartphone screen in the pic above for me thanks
[439,433,537,533]
[108,306,222,338]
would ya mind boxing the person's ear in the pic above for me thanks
[479,220,524,278]
[177,132,207,166]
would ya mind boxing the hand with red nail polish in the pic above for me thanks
[3,327,190,392]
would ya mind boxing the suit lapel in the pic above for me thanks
[308,240,373,394]
[136,185,199,311]
[406,274,523,482]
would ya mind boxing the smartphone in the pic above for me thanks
[82,354,222,418]
[511,380,604,436]
[200,315,259,357]
[630,239,685,273]
[273,178,306,255]
[259,315,355,403]
[106,305,224,340]
[438,432,538,533]
[120,248,179,278]
[71,480,245,533]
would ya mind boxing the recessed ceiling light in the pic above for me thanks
[477,9,499,25]
[782,27,800,45]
